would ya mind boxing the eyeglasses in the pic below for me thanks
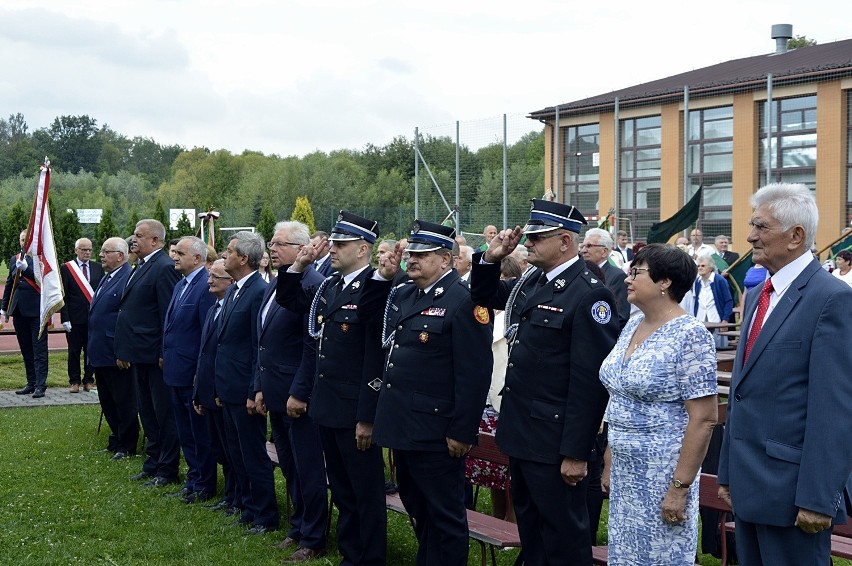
[580,243,606,250]
[267,241,301,249]
[77,248,92,252]
[100,250,122,254]
[526,231,564,243]
[628,267,650,279]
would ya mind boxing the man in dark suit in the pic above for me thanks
[88,237,137,458]
[216,231,279,535]
[714,234,739,267]
[114,219,181,487]
[60,237,104,393]
[614,230,633,264]
[718,183,852,565]
[278,212,386,564]
[470,200,620,566]
[253,221,326,561]
[368,220,493,566]
[1,229,49,398]
[162,236,216,502]
[310,231,333,276]
[192,259,239,513]
[582,227,630,330]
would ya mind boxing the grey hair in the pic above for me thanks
[179,235,208,258]
[511,246,528,261]
[697,254,718,273]
[751,183,818,250]
[232,231,265,269]
[136,219,166,241]
[274,221,310,245]
[459,245,473,262]
[714,235,730,245]
[380,239,397,249]
[75,237,92,249]
[104,237,129,255]
[585,227,614,251]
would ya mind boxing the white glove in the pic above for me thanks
[0,310,5,318]
[16,258,28,271]
[62,321,72,332]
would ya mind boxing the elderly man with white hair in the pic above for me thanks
[581,228,630,329]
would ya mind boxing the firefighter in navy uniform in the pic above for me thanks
[470,199,620,566]
[368,220,492,566]
[276,211,387,565]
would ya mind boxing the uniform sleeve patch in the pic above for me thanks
[474,305,490,325]
[591,301,612,324]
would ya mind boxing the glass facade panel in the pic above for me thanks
[759,95,817,188]
[619,115,662,240]
[687,105,734,238]
[561,123,600,218]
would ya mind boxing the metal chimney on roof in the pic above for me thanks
[772,24,793,54]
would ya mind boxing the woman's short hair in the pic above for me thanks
[500,256,522,280]
[633,243,697,302]
[696,254,718,273]
[837,250,852,264]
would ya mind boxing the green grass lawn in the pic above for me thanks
[0,354,848,565]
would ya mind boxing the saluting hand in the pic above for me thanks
[292,238,325,272]
[378,242,403,280]
[483,227,523,263]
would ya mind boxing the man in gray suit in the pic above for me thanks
[718,183,852,565]
[582,228,629,329]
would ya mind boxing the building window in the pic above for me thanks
[562,123,600,217]
[847,91,852,228]
[619,115,661,241]
[759,95,817,189]
[688,106,733,240]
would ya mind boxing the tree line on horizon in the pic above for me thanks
[0,112,545,268]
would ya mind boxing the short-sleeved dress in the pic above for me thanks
[599,314,716,566]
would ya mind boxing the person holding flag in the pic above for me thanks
[1,159,64,399]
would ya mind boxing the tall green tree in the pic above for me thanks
[2,200,29,269]
[54,208,83,262]
[152,199,170,239]
[92,208,118,250]
[788,35,817,49]
[174,212,194,237]
[256,204,276,242]
[291,196,316,233]
[126,211,140,238]
[33,115,102,173]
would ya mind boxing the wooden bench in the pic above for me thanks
[386,436,522,566]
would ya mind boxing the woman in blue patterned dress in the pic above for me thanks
[599,244,718,565]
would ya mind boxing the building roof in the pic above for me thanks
[529,38,852,120]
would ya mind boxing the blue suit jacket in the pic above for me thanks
[87,263,132,367]
[193,300,221,408]
[214,272,267,404]
[162,268,216,388]
[254,273,321,413]
[719,259,852,525]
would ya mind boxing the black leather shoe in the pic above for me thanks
[142,476,180,488]
[32,388,46,399]
[165,487,193,498]
[129,472,152,481]
[244,524,277,535]
[183,492,212,504]
[223,506,241,517]
[206,500,230,511]
[15,385,36,395]
[111,451,131,461]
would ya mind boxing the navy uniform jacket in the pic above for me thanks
[2,255,39,317]
[255,273,320,413]
[194,301,221,409]
[114,250,181,364]
[370,270,493,451]
[87,264,132,368]
[214,272,266,404]
[162,269,216,388]
[59,260,104,324]
[276,266,385,428]
[719,260,852,525]
[470,253,620,464]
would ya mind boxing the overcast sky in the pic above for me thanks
[1,0,849,158]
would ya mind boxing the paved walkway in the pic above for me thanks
[0,387,101,409]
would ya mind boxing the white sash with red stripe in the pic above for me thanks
[65,261,94,302]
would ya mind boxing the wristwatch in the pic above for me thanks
[672,478,690,489]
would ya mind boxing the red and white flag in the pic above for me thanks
[23,159,64,338]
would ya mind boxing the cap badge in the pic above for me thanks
[337,212,344,222]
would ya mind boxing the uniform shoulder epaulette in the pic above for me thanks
[581,270,606,288]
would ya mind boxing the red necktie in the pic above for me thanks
[82,262,89,282]
[744,279,774,362]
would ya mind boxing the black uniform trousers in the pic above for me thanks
[510,457,592,566]
[66,322,94,385]
[94,365,139,453]
[394,449,468,566]
[134,363,180,481]
[13,315,48,388]
[206,407,238,507]
[222,401,279,529]
[320,426,386,566]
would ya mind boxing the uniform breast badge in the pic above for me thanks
[474,306,490,325]
[419,331,429,343]
[317,314,324,324]
[340,323,349,333]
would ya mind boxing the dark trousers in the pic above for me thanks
[134,363,179,480]
[320,426,386,566]
[66,323,93,385]
[170,385,215,495]
[510,457,592,566]
[734,516,831,566]
[269,411,303,540]
[395,449,468,566]
[207,407,237,506]
[222,401,279,529]
[13,315,48,388]
[95,365,139,453]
